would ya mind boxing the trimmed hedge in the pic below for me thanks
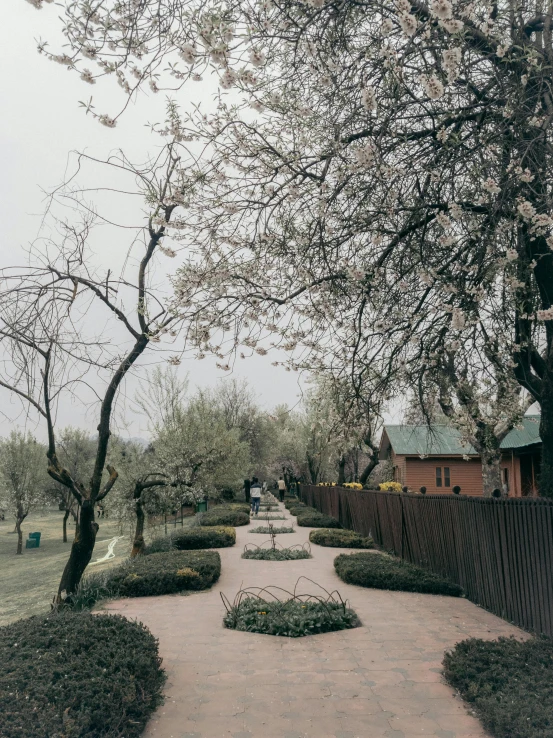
[250,526,294,534]
[285,500,305,510]
[309,528,373,548]
[334,552,463,596]
[296,511,341,528]
[224,598,360,637]
[144,526,235,554]
[73,550,221,607]
[0,611,165,738]
[242,548,311,560]
[200,508,250,526]
[443,636,553,738]
[225,503,251,514]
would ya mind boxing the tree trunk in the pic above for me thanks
[539,393,553,498]
[56,499,99,603]
[481,451,503,498]
[359,456,378,486]
[131,495,146,557]
[15,518,23,555]
[337,455,346,486]
[62,509,70,543]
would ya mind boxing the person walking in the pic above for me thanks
[250,477,262,516]
[277,476,286,502]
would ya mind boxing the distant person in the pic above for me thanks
[278,476,286,502]
[244,478,251,504]
[250,477,262,516]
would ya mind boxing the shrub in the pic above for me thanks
[309,528,373,548]
[200,508,250,526]
[0,611,165,738]
[443,636,553,738]
[143,526,235,553]
[257,514,287,520]
[334,552,463,596]
[73,550,221,607]
[242,548,311,560]
[343,482,363,489]
[296,511,341,528]
[379,481,403,492]
[224,502,251,514]
[289,505,318,516]
[285,499,305,510]
[224,598,360,637]
[250,526,294,534]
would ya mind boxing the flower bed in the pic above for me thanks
[309,528,373,548]
[250,526,294,534]
[296,511,341,528]
[0,611,165,738]
[334,552,463,596]
[242,548,311,561]
[223,597,359,637]
[72,550,221,608]
[443,636,553,738]
[144,526,235,553]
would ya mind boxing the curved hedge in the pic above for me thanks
[0,611,165,738]
[334,552,463,596]
[74,550,221,607]
[225,503,251,514]
[144,526,235,554]
[309,528,373,548]
[285,500,305,510]
[242,548,311,560]
[296,511,341,528]
[200,508,250,526]
[443,636,553,738]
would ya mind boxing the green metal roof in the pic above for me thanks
[381,425,477,457]
[381,415,541,458]
[501,415,541,449]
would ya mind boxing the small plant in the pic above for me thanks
[343,482,363,490]
[250,526,294,534]
[242,548,311,560]
[309,528,373,548]
[222,578,360,637]
[378,481,403,492]
[144,526,235,553]
[334,552,463,596]
[296,511,341,528]
[443,636,553,738]
[0,611,165,738]
[200,508,250,526]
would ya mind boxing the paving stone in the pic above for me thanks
[104,500,524,738]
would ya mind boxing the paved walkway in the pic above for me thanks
[103,500,524,738]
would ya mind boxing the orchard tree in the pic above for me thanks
[0,431,48,554]
[0,142,192,600]
[38,0,553,495]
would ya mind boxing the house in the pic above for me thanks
[378,416,542,496]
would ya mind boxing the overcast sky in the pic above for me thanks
[0,3,309,440]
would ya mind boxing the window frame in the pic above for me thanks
[436,467,442,487]
[444,467,451,487]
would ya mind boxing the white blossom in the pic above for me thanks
[422,75,444,100]
[430,0,453,20]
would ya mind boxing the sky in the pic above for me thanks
[0,3,309,439]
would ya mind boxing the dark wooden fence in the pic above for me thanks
[300,484,553,636]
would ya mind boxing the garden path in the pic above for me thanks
[102,500,524,738]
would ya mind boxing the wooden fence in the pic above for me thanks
[300,484,553,636]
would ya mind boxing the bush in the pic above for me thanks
[224,502,251,514]
[285,499,305,510]
[256,514,286,520]
[242,548,311,560]
[74,550,221,607]
[309,528,373,548]
[250,526,294,534]
[443,636,553,738]
[296,511,341,528]
[0,611,165,738]
[224,598,360,637]
[379,481,403,492]
[334,552,463,596]
[144,526,236,554]
[200,508,250,526]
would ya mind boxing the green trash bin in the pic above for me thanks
[29,532,41,546]
[26,538,39,549]
[196,500,208,513]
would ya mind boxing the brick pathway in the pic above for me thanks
[102,501,524,738]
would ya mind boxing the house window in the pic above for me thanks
[436,467,442,487]
[444,467,451,487]
[436,467,451,487]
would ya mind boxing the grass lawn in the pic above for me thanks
[0,509,130,625]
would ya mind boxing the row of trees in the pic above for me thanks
[3,0,551,601]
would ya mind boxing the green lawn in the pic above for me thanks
[0,509,130,625]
